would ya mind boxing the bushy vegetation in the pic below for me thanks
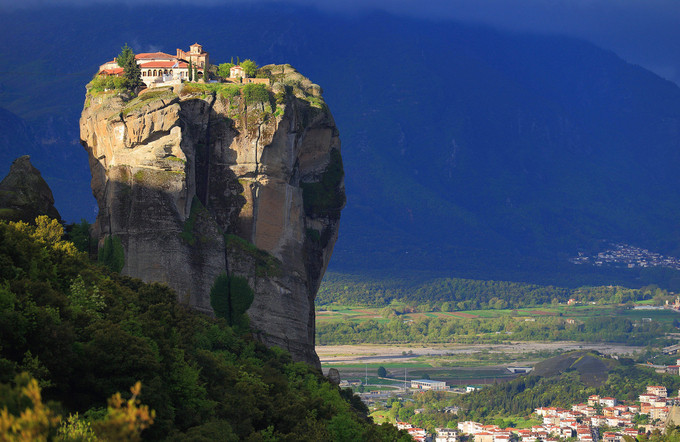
[316,314,671,346]
[87,44,142,96]
[242,83,269,105]
[225,234,281,277]
[240,59,258,78]
[450,355,680,421]
[0,374,154,441]
[121,89,174,116]
[301,148,345,219]
[179,197,209,246]
[379,353,680,433]
[98,234,124,272]
[0,218,407,440]
[87,75,128,94]
[216,58,257,79]
[318,271,668,310]
[210,273,254,328]
[217,62,235,79]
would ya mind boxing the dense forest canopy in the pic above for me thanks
[0,218,408,440]
[318,272,670,310]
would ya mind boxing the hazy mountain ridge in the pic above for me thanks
[2,5,680,285]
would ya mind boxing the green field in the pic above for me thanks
[316,302,678,324]
[620,308,680,323]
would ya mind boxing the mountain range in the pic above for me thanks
[2,4,680,287]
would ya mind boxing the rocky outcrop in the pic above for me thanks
[0,156,61,222]
[80,65,344,367]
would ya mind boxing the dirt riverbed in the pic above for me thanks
[316,342,642,365]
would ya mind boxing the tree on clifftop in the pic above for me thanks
[241,59,258,77]
[117,43,134,67]
[117,43,142,91]
[123,54,143,91]
[217,62,234,79]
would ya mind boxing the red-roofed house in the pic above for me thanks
[600,397,617,407]
[591,415,606,426]
[647,386,667,398]
[98,43,209,88]
[474,432,494,442]
[623,428,638,437]
[99,67,124,76]
[666,365,680,375]
[602,432,620,442]
[230,65,245,79]
[407,427,427,438]
[458,421,482,434]
[650,406,669,421]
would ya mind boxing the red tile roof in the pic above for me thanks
[139,61,188,68]
[100,67,123,75]
[135,52,175,60]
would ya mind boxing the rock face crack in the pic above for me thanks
[80,67,344,367]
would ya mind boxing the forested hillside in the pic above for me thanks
[318,272,669,310]
[452,353,680,421]
[393,352,680,431]
[0,218,407,441]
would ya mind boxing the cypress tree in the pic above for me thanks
[188,60,193,81]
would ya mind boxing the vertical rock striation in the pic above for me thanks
[80,65,344,366]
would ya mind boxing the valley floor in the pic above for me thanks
[316,341,642,365]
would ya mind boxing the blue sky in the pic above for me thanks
[1,0,679,84]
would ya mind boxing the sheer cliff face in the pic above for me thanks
[80,65,344,366]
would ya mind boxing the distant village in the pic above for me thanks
[344,368,680,442]
[98,42,268,88]
[385,382,679,442]
[570,243,680,270]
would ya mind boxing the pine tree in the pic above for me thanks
[123,53,142,91]
[117,43,134,68]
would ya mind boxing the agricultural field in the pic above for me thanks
[317,341,641,387]
[316,301,674,386]
[316,301,680,324]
